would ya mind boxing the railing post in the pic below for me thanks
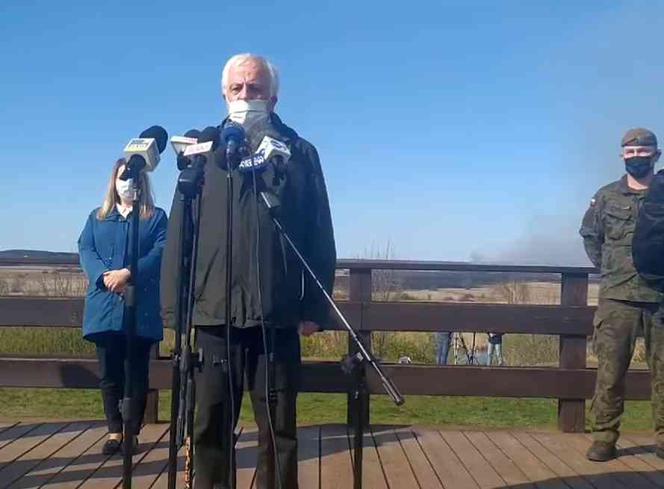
[144,344,160,424]
[347,267,372,427]
[558,272,589,432]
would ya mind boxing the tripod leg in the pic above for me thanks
[184,437,193,489]
[185,374,196,489]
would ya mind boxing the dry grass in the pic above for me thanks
[0,267,87,297]
[0,267,616,367]
[395,280,599,306]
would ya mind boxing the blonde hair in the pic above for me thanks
[97,158,155,220]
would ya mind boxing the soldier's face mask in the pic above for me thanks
[624,156,654,179]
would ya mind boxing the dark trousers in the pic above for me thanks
[95,333,154,435]
[194,325,300,489]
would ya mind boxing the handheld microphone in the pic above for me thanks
[184,128,201,139]
[171,129,200,170]
[122,125,168,177]
[237,152,267,172]
[171,130,200,154]
[183,126,220,167]
[258,135,291,163]
[237,135,291,173]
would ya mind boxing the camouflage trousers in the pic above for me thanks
[591,298,664,445]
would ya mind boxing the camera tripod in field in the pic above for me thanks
[451,332,481,365]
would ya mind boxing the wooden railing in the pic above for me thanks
[0,256,652,432]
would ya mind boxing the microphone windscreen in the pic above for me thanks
[221,122,246,145]
[184,128,201,140]
[139,125,168,153]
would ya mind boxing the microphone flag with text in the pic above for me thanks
[121,125,168,179]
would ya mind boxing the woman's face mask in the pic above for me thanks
[115,176,134,201]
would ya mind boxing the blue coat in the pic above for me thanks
[78,206,168,342]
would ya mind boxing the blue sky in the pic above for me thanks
[0,0,662,264]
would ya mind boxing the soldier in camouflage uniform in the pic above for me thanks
[580,128,664,462]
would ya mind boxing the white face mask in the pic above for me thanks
[115,178,134,201]
[227,99,270,130]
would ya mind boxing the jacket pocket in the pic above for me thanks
[592,305,605,329]
[604,205,632,240]
[591,304,607,355]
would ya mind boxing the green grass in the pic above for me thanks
[0,327,654,432]
[0,388,655,433]
[0,328,95,357]
[0,328,587,368]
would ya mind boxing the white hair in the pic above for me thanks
[221,53,280,98]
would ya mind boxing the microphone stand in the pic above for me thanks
[257,191,404,489]
[224,143,244,489]
[248,159,283,489]
[167,157,206,489]
[120,155,147,489]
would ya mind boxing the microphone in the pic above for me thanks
[171,129,200,154]
[238,135,291,173]
[258,135,291,163]
[183,126,220,167]
[171,129,200,170]
[184,128,202,139]
[220,123,247,169]
[122,125,168,177]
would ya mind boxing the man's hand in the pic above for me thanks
[298,321,321,337]
[103,268,131,294]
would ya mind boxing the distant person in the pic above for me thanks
[435,331,452,365]
[486,333,504,366]
[78,158,167,456]
[580,128,663,462]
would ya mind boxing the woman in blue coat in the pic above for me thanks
[78,158,167,455]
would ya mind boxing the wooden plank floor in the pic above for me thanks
[0,422,663,488]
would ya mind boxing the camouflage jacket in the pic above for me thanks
[579,176,663,303]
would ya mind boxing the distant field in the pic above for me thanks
[0,266,87,296]
[0,267,600,303]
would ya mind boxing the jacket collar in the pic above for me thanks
[618,175,648,195]
[102,206,131,221]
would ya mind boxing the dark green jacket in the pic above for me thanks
[160,114,336,330]
[580,176,662,303]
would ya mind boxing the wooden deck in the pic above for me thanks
[0,422,663,488]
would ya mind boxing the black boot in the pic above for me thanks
[586,441,616,462]
[102,435,122,455]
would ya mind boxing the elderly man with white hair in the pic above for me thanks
[161,53,336,489]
